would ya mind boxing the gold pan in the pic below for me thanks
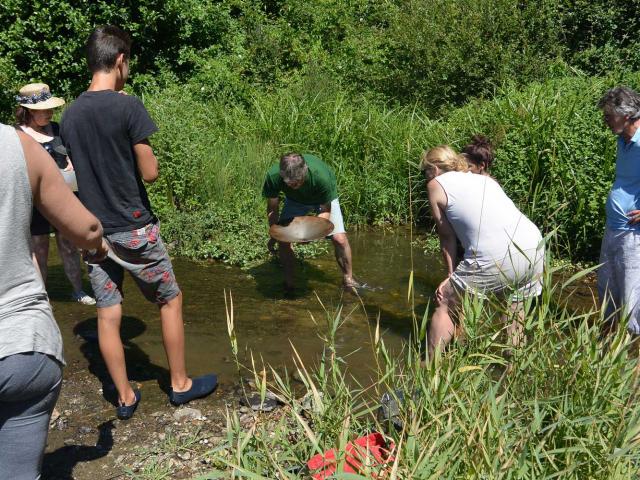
[269,216,334,243]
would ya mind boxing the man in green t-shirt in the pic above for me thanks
[262,152,357,291]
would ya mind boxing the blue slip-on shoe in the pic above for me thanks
[169,374,218,406]
[116,389,141,420]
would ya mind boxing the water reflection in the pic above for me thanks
[50,228,439,386]
[47,227,597,390]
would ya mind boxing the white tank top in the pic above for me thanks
[435,171,542,266]
[0,124,63,363]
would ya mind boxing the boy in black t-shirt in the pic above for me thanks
[61,26,217,419]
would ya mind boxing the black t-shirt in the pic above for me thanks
[60,90,158,233]
[42,122,69,169]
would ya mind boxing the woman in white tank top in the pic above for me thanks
[421,145,544,359]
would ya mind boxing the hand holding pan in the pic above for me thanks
[269,216,334,243]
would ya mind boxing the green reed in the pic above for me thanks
[197,250,640,479]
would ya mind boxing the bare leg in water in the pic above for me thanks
[278,241,296,290]
[98,292,192,407]
[278,233,356,291]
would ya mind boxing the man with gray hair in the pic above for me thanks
[262,152,358,292]
[597,86,640,336]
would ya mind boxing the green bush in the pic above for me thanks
[0,0,246,119]
[3,0,640,118]
[143,70,640,265]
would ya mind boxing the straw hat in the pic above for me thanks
[16,83,65,110]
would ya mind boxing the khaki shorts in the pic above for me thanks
[87,222,180,308]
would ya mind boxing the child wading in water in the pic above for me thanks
[61,25,217,419]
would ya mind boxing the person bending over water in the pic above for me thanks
[421,145,544,358]
[263,152,360,293]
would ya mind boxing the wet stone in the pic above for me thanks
[377,389,420,431]
[173,407,203,422]
[239,391,281,412]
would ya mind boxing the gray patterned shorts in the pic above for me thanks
[87,222,180,308]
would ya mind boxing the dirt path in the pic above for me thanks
[43,363,233,479]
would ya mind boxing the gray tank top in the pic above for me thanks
[0,124,63,364]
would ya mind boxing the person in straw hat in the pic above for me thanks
[15,83,97,305]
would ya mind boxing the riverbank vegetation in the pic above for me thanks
[168,260,639,479]
[5,1,640,478]
[2,0,640,265]
[147,72,638,264]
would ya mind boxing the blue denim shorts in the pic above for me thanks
[87,222,180,308]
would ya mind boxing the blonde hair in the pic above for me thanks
[420,145,468,175]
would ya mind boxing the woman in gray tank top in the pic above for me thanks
[0,124,107,480]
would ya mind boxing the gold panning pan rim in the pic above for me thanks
[269,216,334,243]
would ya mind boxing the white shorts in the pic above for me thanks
[598,228,640,334]
[450,246,544,303]
[280,197,346,236]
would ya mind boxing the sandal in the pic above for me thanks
[116,390,141,420]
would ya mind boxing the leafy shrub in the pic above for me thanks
[145,70,640,264]
[0,0,246,117]
[3,0,640,118]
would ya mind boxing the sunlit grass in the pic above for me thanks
[146,71,640,266]
[200,257,640,479]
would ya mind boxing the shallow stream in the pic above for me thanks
[42,227,598,478]
[49,228,443,390]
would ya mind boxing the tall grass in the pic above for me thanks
[199,258,640,479]
[146,71,640,265]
